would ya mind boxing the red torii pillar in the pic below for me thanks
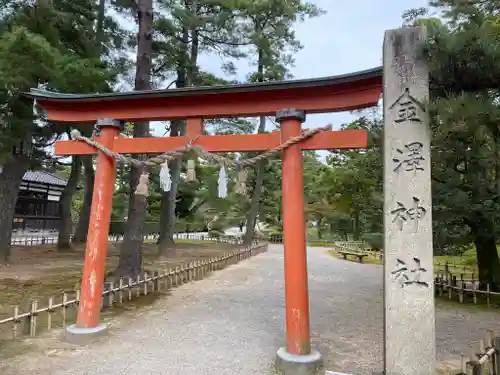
[275,109,323,373]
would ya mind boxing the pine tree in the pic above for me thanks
[114,0,154,278]
[0,0,115,261]
[154,0,249,254]
[73,0,132,245]
[240,0,324,244]
[404,1,500,287]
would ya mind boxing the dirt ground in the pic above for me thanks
[0,239,238,346]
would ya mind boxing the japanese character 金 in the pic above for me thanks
[389,88,423,123]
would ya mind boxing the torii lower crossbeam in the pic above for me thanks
[54,128,367,155]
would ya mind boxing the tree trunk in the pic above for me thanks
[243,157,265,244]
[73,155,94,243]
[115,0,152,277]
[243,40,266,245]
[471,216,500,290]
[0,157,29,263]
[157,12,197,254]
[96,0,106,49]
[496,140,500,196]
[316,216,323,239]
[158,121,185,254]
[352,210,360,240]
[73,0,105,244]
[57,156,81,251]
[116,194,146,277]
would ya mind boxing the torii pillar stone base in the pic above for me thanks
[276,348,323,375]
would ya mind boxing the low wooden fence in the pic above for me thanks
[455,330,500,375]
[434,268,500,308]
[435,261,478,279]
[0,243,267,342]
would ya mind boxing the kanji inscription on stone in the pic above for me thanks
[392,54,420,86]
[391,257,429,288]
[390,196,426,232]
[389,88,422,123]
[393,141,425,173]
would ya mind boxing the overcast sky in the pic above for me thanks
[150,0,429,137]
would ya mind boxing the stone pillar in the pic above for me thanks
[383,26,435,375]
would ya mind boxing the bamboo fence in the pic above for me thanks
[455,330,500,375]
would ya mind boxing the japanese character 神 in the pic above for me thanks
[390,196,426,231]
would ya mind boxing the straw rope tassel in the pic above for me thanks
[159,160,172,192]
[186,159,196,182]
[134,172,150,196]
[235,168,248,196]
[218,164,228,198]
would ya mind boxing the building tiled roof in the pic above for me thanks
[22,170,68,187]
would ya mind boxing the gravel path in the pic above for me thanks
[2,245,500,375]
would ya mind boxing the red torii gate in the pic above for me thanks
[26,67,382,373]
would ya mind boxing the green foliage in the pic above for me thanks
[361,233,383,251]
[0,0,333,249]
[401,1,500,286]
[318,117,383,240]
[0,0,124,163]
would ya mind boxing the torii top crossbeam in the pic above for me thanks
[26,67,381,123]
[25,67,382,155]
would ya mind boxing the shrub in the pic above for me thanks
[362,232,383,251]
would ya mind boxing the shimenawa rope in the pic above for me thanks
[69,124,332,197]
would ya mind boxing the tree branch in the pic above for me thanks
[200,33,250,47]
[163,79,177,89]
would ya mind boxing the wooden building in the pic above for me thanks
[12,170,68,232]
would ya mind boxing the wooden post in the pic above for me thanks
[275,109,322,374]
[66,118,121,342]
[383,26,435,374]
